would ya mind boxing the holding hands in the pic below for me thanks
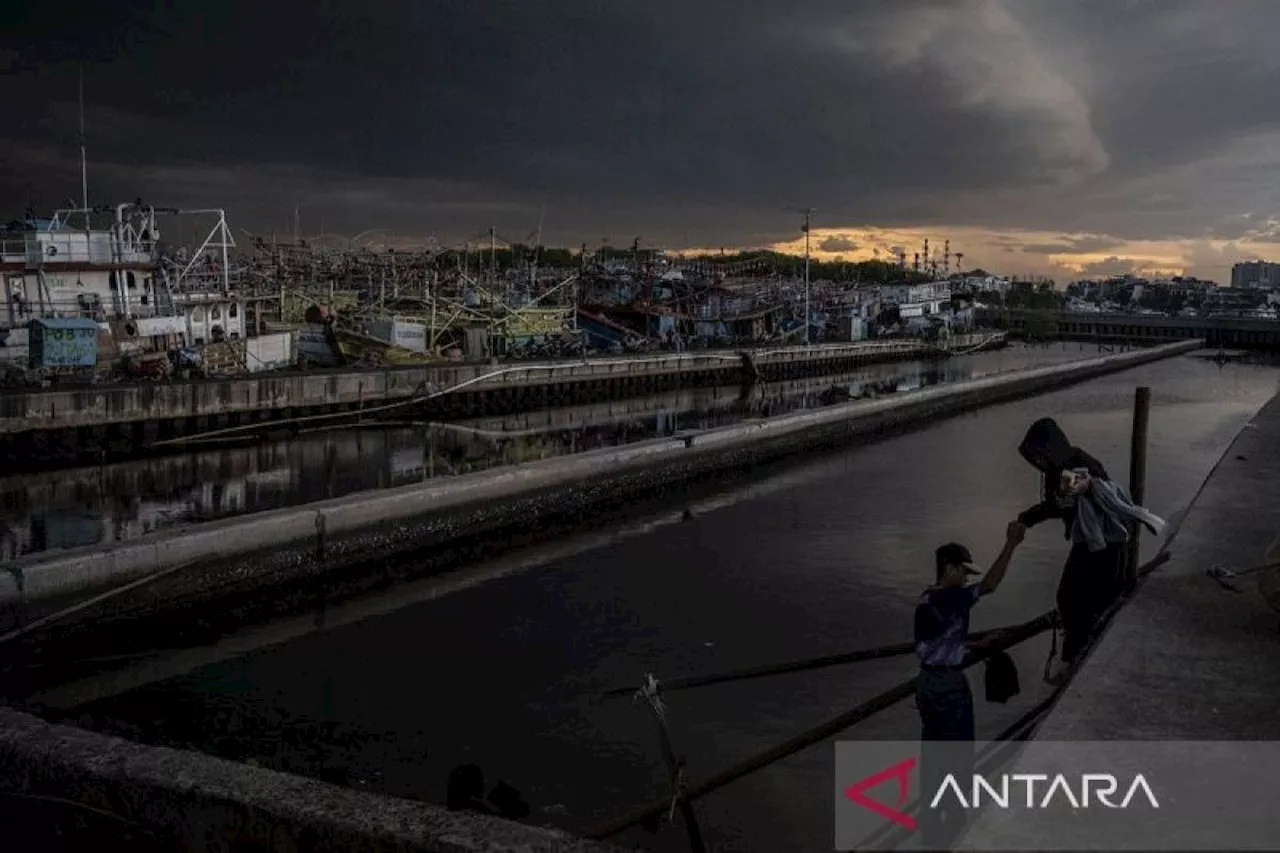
[1006,520,1027,547]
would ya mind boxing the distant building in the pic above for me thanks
[1069,274,1215,303]
[1202,287,1260,314]
[878,280,952,320]
[954,274,1011,295]
[1070,275,1140,301]
[1156,276,1215,298]
[1230,260,1280,290]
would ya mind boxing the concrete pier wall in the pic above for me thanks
[0,339,1197,610]
[0,706,625,852]
[0,339,944,435]
[0,337,1006,470]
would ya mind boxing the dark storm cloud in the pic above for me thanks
[5,1,1280,248]
[818,235,858,252]
[1021,235,1124,255]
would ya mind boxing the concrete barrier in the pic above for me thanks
[0,706,626,852]
[0,339,1200,608]
[0,339,936,434]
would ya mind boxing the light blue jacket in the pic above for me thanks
[1072,477,1166,553]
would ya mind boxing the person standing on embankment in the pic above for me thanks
[1015,418,1164,684]
[914,525,1025,742]
[913,523,1025,849]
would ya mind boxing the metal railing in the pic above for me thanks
[1,297,180,326]
[0,236,157,266]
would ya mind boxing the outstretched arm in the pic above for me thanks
[1016,498,1063,529]
[979,521,1026,596]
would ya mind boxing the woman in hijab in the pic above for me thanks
[1015,418,1164,684]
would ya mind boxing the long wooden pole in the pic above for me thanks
[635,675,707,852]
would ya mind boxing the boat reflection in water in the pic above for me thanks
[0,344,1092,558]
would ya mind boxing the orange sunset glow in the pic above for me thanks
[683,226,1280,284]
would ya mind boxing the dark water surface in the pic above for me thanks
[0,343,1088,559]
[61,350,1280,853]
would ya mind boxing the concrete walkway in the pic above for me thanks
[960,389,1280,849]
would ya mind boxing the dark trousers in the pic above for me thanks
[916,668,974,741]
[917,669,975,851]
[1056,541,1125,663]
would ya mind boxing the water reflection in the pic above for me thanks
[0,344,1092,558]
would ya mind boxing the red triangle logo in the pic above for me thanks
[843,756,917,830]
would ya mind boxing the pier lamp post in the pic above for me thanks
[802,208,815,345]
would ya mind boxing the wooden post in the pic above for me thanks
[635,675,707,852]
[314,512,328,561]
[1126,386,1151,591]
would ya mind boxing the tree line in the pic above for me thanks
[442,244,940,283]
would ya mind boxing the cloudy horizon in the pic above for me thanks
[5,0,1280,282]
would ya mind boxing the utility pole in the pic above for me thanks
[802,208,815,345]
[78,63,89,222]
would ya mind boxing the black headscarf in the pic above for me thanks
[1018,417,1110,501]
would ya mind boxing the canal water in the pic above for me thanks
[0,343,1089,559]
[38,348,1280,853]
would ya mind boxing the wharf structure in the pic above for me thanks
[0,335,1006,469]
[991,308,1280,350]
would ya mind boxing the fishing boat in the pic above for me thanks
[0,203,296,380]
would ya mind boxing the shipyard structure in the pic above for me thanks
[0,203,996,384]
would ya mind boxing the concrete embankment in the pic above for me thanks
[0,336,1004,471]
[0,706,626,853]
[0,339,1197,613]
[960,385,1280,850]
[0,338,946,436]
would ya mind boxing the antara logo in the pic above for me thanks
[930,773,1161,810]
[844,757,918,830]
[843,757,1160,830]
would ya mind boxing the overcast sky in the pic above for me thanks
[5,0,1280,281]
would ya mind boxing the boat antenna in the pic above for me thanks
[78,63,89,222]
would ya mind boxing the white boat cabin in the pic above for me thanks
[0,203,245,359]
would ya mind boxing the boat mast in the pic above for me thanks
[78,63,89,227]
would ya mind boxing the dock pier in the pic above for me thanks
[991,308,1280,350]
[0,335,1001,468]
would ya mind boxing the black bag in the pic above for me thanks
[488,781,530,820]
[984,650,1021,704]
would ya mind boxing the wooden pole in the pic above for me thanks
[634,675,707,852]
[1126,386,1151,591]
